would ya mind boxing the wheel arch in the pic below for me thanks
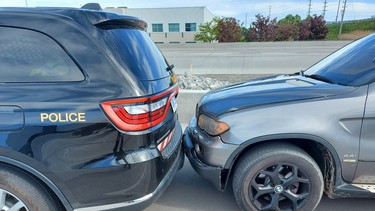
[0,155,72,211]
[223,134,342,197]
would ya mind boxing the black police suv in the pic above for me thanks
[0,5,183,211]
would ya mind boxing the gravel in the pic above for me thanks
[177,73,276,90]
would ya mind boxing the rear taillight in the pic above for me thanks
[101,85,179,132]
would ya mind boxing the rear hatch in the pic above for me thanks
[93,16,179,142]
[95,18,173,82]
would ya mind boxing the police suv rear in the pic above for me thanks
[0,5,183,211]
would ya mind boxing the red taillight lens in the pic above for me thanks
[101,85,179,132]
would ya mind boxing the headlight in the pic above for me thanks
[198,114,229,136]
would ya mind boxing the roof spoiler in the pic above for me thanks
[81,3,102,11]
[95,19,147,31]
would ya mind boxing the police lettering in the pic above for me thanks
[40,113,86,123]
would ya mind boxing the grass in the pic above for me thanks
[327,19,375,40]
[338,30,374,40]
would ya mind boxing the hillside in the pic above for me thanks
[327,19,375,40]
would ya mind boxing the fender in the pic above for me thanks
[223,133,344,189]
[0,155,73,210]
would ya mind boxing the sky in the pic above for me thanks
[1,0,375,26]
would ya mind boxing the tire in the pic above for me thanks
[233,143,323,211]
[0,164,61,211]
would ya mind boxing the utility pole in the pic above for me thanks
[322,0,328,19]
[335,0,341,22]
[245,13,248,28]
[339,0,347,36]
[268,6,272,19]
[308,0,312,17]
[25,0,28,7]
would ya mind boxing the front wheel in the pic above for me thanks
[233,143,323,211]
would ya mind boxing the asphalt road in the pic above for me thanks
[145,91,375,211]
[146,159,375,211]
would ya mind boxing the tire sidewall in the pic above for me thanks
[238,153,323,211]
[0,166,59,211]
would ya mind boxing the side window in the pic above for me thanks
[0,27,84,82]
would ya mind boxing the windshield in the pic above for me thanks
[99,28,170,81]
[304,34,375,86]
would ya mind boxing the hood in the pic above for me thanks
[198,75,358,117]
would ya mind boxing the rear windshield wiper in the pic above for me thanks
[305,74,338,84]
[166,64,175,72]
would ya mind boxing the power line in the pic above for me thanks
[339,0,348,35]
[308,0,312,17]
[323,0,328,19]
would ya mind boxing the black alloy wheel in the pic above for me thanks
[250,163,310,210]
[233,143,323,211]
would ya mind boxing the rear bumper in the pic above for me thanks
[74,123,184,211]
[75,145,184,211]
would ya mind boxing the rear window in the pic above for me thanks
[98,28,170,81]
[0,27,84,83]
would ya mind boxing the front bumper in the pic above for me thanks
[183,128,222,190]
[182,117,237,190]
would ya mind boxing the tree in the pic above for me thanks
[299,19,312,40]
[278,14,302,26]
[217,17,242,42]
[275,24,299,41]
[310,15,328,40]
[299,15,328,40]
[248,14,277,42]
[275,14,301,41]
[194,18,220,43]
[241,26,249,42]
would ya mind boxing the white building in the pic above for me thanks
[104,7,216,44]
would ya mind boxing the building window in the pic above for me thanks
[168,23,180,32]
[185,23,197,32]
[152,24,163,32]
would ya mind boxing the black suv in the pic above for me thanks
[0,6,183,211]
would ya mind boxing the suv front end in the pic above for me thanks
[183,115,237,190]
